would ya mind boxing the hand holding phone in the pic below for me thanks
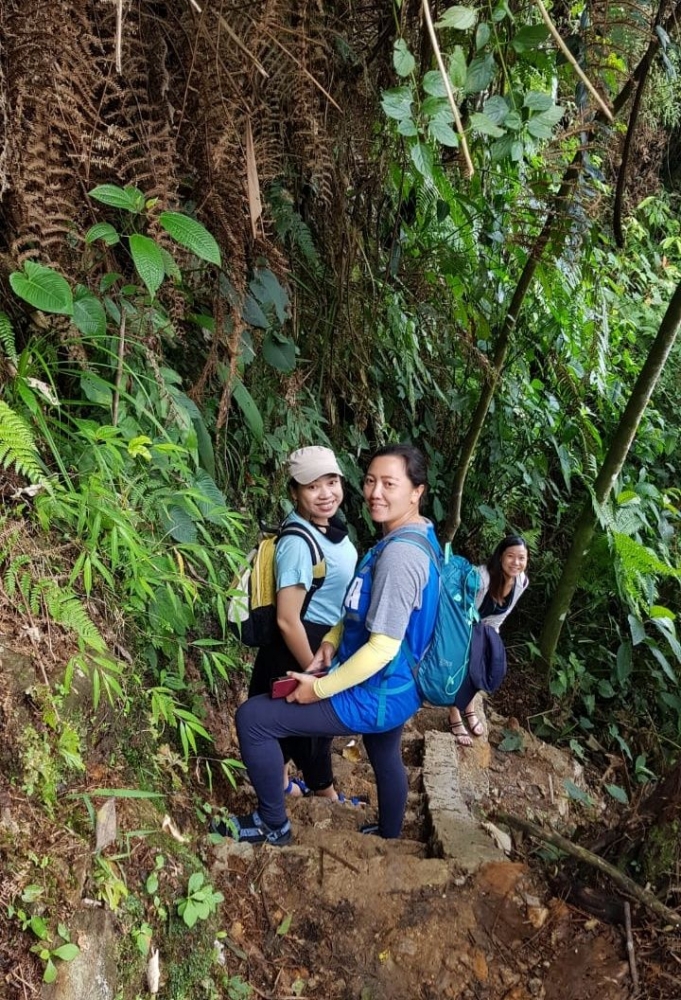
[270,668,327,699]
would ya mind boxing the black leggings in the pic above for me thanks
[236,694,409,837]
[247,621,334,791]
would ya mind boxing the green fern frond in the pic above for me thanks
[268,183,323,278]
[3,554,31,598]
[0,400,44,483]
[42,586,106,652]
[0,312,18,366]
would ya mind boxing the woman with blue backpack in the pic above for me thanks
[214,443,440,845]
[447,535,529,746]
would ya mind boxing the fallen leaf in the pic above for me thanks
[95,798,117,851]
[147,948,160,994]
[161,814,186,842]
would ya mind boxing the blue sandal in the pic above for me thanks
[337,792,369,807]
[285,777,309,796]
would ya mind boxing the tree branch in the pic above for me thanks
[495,811,681,926]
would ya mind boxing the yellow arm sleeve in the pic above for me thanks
[313,633,401,698]
[321,621,344,652]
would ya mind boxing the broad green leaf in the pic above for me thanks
[449,47,468,89]
[616,641,633,684]
[250,268,289,324]
[188,871,204,894]
[89,184,145,212]
[490,134,516,161]
[10,262,73,315]
[650,605,676,619]
[397,118,419,137]
[512,24,549,52]
[242,293,269,329]
[52,943,79,962]
[85,222,120,245]
[563,779,593,805]
[232,379,264,442]
[276,912,293,936]
[605,784,629,804]
[158,211,221,266]
[428,120,459,146]
[470,112,505,137]
[129,235,164,299]
[166,505,198,544]
[30,916,49,939]
[393,38,415,77]
[423,97,455,123]
[483,95,509,124]
[423,71,448,98]
[262,331,296,372]
[381,86,413,120]
[410,142,434,177]
[504,110,523,131]
[498,729,524,752]
[73,286,107,337]
[526,116,554,140]
[464,54,496,94]
[81,374,113,406]
[43,959,58,984]
[476,22,491,48]
[436,6,478,30]
[524,91,554,112]
[597,679,615,698]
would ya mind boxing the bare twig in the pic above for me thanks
[115,0,124,74]
[189,0,269,79]
[548,773,555,805]
[258,26,342,113]
[533,0,613,121]
[320,844,361,875]
[495,811,681,926]
[624,901,640,992]
[421,0,474,178]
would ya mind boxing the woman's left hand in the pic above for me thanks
[286,671,320,704]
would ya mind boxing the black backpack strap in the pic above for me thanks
[276,522,327,618]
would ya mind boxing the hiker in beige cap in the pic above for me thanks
[247,446,358,801]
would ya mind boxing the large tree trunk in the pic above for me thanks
[538,277,681,665]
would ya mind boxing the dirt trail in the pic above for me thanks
[210,702,631,1000]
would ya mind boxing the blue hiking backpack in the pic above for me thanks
[392,531,480,706]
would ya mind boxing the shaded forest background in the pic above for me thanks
[0,0,681,994]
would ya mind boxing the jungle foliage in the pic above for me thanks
[1,1,681,995]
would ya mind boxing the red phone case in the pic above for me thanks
[270,676,299,699]
[270,669,328,699]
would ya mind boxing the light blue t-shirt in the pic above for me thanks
[275,511,358,626]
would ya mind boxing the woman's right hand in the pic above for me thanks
[306,641,335,673]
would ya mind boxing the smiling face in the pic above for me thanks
[363,455,425,533]
[500,543,528,579]
[292,474,344,526]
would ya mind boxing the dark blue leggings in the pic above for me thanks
[235,694,409,838]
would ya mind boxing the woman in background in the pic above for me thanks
[448,535,529,746]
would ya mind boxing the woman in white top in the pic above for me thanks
[448,535,529,746]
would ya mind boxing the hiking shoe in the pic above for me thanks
[210,810,292,846]
[359,822,381,836]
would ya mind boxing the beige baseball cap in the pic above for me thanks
[288,446,343,484]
